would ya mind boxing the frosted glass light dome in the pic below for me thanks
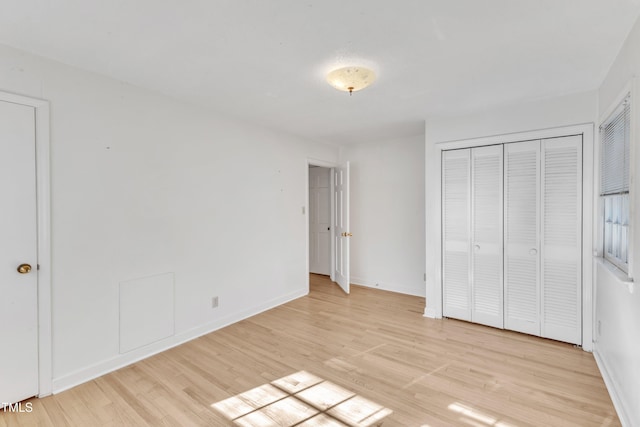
[326,66,376,94]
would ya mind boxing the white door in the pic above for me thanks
[504,140,541,336]
[504,137,582,345]
[334,162,350,294]
[0,100,39,404]
[541,135,582,345]
[471,145,503,328]
[309,167,331,275]
[442,149,471,321]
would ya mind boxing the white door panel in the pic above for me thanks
[444,241,469,252]
[442,146,503,326]
[471,145,503,328]
[504,140,541,336]
[503,137,583,344]
[334,162,350,294]
[442,149,471,321]
[0,100,39,404]
[541,135,582,345]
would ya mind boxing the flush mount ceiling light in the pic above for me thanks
[326,66,376,95]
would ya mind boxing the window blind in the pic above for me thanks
[600,95,631,196]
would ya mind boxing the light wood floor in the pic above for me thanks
[1,274,619,426]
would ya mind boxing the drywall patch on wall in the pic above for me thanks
[119,272,175,353]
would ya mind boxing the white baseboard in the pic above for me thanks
[52,288,307,394]
[593,348,633,426]
[423,307,437,318]
[350,276,425,297]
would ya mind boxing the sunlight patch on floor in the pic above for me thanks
[212,371,393,426]
[448,402,517,427]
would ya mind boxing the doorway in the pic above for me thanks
[306,159,351,294]
[309,165,331,276]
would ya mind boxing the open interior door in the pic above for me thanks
[0,100,39,405]
[334,161,350,294]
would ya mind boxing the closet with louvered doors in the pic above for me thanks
[442,145,503,329]
[442,135,583,345]
[504,135,582,345]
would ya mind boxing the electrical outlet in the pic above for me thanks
[212,296,219,308]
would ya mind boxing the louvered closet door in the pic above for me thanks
[442,149,471,321]
[541,136,582,345]
[504,140,540,336]
[471,145,503,328]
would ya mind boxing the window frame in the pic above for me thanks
[598,87,633,276]
[602,193,629,272]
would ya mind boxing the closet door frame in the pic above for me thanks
[432,123,594,351]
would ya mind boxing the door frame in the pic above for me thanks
[428,123,594,351]
[306,158,337,285]
[1,90,52,395]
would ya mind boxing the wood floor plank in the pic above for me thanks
[0,274,620,426]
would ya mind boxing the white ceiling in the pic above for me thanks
[1,1,639,145]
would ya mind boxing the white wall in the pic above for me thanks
[424,91,598,317]
[425,91,598,145]
[594,14,640,426]
[0,44,339,391]
[340,135,425,297]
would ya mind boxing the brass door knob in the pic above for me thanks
[17,264,32,274]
